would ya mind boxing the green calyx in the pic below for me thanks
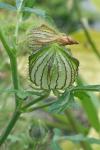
[29,43,79,91]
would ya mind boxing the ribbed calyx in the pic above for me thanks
[29,43,79,91]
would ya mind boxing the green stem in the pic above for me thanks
[71,85,100,92]
[15,0,24,43]
[74,0,100,60]
[0,29,20,146]
[22,94,49,109]
[65,110,92,150]
[10,56,19,106]
[0,110,20,146]
[0,29,13,57]
[25,101,56,112]
[0,29,19,106]
[15,12,22,43]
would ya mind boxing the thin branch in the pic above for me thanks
[22,94,49,109]
[15,0,24,43]
[25,101,56,112]
[0,110,20,146]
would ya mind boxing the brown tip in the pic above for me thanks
[58,36,79,45]
[67,36,79,45]
[72,40,79,44]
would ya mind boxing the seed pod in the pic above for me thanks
[27,24,79,52]
[29,43,79,91]
[29,124,53,140]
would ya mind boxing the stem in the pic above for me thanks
[0,29,13,58]
[65,110,92,150]
[25,101,56,112]
[74,0,100,60]
[10,56,19,106]
[0,29,19,106]
[22,94,49,109]
[15,0,24,43]
[15,12,22,43]
[0,110,20,146]
[71,85,100,92]
[0,29,20,146]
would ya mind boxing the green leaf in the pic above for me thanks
[74,77,100,132]
[23,7,45,17]
[0,2,16,11]
[75,91,100,132]
[49,90,72,113]
[72,85,100,92]
[55,134,100,144]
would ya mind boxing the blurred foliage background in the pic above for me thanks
[0,0,100,150]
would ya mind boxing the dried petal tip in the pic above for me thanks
[58,36,79,45]
[67,37,79,45]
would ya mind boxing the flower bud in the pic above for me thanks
[27,24,78,52]
[29,43,79,91]
[29,123,53,141]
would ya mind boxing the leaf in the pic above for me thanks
[75,91,100,132]
[0,2,16,11]
[49,90,72,113]
[55,134,100,144]
[72,85,100,92]
[74,77,100,132]
[23,7,45,17]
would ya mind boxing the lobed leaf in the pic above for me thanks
[49,90,72,113]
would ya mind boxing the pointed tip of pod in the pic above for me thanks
[58,36,79,45]
[71,39,79,44]
[71,39,79,45]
